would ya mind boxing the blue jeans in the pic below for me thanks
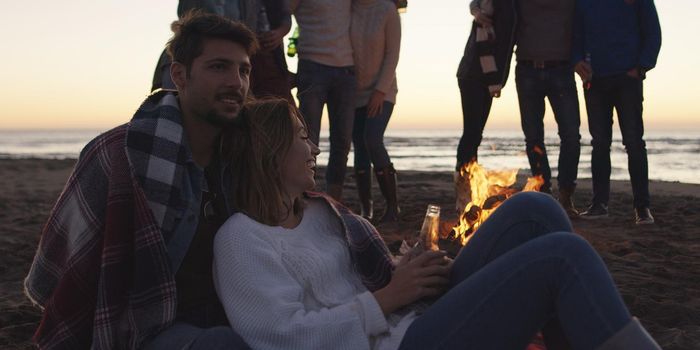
[143,322,250,350]
[400,192,632,349]
[352,101,394,170]
[515,63,581,190]
[584,73,650,208]
[456,77,494,170]
[296,59,357,186]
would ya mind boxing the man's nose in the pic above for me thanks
[226,69,244,89]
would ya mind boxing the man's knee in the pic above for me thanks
[591,137,612,151]
[622,138,646,152]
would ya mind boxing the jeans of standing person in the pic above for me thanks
[297,59,357,186]
[456,77,494,171]
[515,63,582,191]
[352,101,395,171]
[584,73,650,208]
[399,192,632,349]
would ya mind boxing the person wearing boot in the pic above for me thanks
[350,0,402,223]
[454,0,517,214]
[291,0,357,202]
[512,0,582,217]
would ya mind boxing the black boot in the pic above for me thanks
[355,168,373,220]
[375,164,400,223]
[558,184,579,218]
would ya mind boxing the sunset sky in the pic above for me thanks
[1,0,697,131]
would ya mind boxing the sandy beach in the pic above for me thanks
[1,158,698,349]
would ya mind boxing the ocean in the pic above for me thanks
[1,128,699,184]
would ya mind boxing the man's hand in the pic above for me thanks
[367,90,386,118]
[574,60,593,82]
[258,28,287,51]
[471,8,493,27]
[373,250,451,315]
[626,67,641,79]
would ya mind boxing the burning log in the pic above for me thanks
[450,160,544,246]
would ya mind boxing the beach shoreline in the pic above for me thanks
[1,159,698,349]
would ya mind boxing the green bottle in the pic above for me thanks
[287,27,299,57]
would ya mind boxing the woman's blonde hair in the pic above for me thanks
[222,98,307,226]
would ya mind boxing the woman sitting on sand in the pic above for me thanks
[213,99,660,349]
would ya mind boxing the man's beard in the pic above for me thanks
[203,109,239,127]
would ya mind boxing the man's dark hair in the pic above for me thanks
[166,10,259,75]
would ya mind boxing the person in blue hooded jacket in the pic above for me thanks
[572,0,661,224]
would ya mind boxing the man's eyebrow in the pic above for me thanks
[203,58,233,64]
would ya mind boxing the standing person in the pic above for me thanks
[152,0,294,103]
[25,12,255,349]
[513,0,582,216]
[574,0,661,224]
[291,0,357,202]
[250,0,294,102]
[350,0,401,223]
[454,0,516,213]
[214,98,661,350]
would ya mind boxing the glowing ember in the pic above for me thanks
[451,161,545,246]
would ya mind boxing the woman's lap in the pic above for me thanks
[400,232,631,350]
[451,191,573,285]
[398,193,630,349]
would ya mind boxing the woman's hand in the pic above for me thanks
[367,90,386,118]
[373,250,451,315]
[471,8,493,27]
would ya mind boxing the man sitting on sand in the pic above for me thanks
[24,12,255,349]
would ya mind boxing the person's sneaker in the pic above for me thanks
[635,207,655,225]
[580,203,609,219]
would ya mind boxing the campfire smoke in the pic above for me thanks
[451,161,545,246]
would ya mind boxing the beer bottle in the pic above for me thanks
[287,27,299,57]
[418,204,440,251]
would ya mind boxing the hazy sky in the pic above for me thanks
[1,0,698,130]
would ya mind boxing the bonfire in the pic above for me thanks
[450,160,544,246]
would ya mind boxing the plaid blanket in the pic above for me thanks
[24,91,194,349]
[24,91,395,349]
[307,192,395,292]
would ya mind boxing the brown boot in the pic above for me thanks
[454,170,471,214]
[558,184,579,218]
[355,168,373,220]
[375,165,400,223]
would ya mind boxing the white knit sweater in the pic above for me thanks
[213,199,416,350]
[350,0,401,107]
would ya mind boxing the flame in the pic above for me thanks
[523,175,545,192]
[451,161,545,246]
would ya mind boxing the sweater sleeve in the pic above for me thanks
[637,0,662,71]
[213,220,389,350]
[374,7,401,96]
